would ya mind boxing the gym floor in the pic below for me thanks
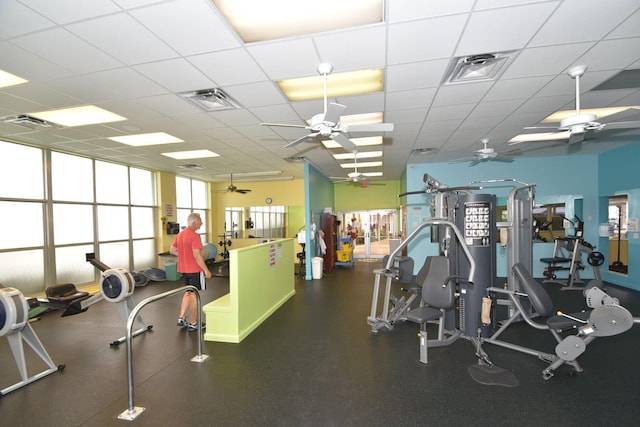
[2,261,639,426]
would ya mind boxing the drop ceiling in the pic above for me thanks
[1,0,639,183]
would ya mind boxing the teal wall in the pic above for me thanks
[597,144,640,290]
[304,163,335,279]
[404,144,639,289]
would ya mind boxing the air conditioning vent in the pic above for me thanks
[443,51,516,85]
[178,88,242,111]
[1,114,60,129]
[177,164,206,170]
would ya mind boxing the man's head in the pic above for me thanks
[187,213,203,230]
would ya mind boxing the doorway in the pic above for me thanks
[608,195,628,274]
[338,210,398,259]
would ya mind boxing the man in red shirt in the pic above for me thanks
[170,212,212,330]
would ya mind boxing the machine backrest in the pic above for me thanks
[420,256,455,310]
[512,263,554,317]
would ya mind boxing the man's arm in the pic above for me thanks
[192,248,212,278]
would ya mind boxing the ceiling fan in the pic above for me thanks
[516,65,640,145]
[331,152,384,186]
[260,63,394,151]
[220,174,251,194]
[451,138,519,166]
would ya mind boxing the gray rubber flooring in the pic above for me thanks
[1,261,639,426]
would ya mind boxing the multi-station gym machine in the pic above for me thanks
[369,173,635,382]
[368,174,534,339]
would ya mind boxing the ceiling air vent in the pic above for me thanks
[410,147,437,156]
[178,88,241,112]
[1,114,60,129]
[177,164,206,170]
[443,51,516,85]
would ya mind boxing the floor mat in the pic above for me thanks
[468,364,519,387]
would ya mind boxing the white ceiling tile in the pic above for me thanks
[385,108,428,124]
[607,7,640,39]
[46,75,125,104]
[386,59,450,91]
[249,104,301,123]
[483,76,553,101]
[0,42,71,82]
[387,15,467,64]
[85,67,167,98]
[456,3,558,55]
[247,39,320,80]
[313,26,386,71]
[529,0,640,47]
[134,59,215,92]
[188,48,268,86]
[432,81,493,107]
[501,43,594,79]
[469,99,526,118]
[386,89,436,111]
[575,38,640,71]
[388,0,474,22]
[0,0,55,38]
[225,81,288,108]
[12,28,122,74]
[67,13,178,65]
[129,0,241,56]
[19,0,120,24]
[426,103,476,121]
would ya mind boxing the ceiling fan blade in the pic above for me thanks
[329,132,356,150]
[602,120,640,130]
[345,123,394,133]
[261,122,308,129]
[324,102,347,126]
[567,131,585,144]
[236,189,251,194]
[283,133,318,148]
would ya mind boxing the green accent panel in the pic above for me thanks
[203,239,295,343]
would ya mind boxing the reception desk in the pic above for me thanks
[204,239,295,343]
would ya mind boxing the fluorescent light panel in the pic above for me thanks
[30,105,126,127]
[340,161,382,168]
[348,171,383,178]
[211,170,283,178]
[162,150,220,159]
[0,69,28,88]
[279,68,384,101]
[543,106,639,123]
[322,136,383,149]
[109,132,183,146]
[212,0,383,43]
[508,132,568,144]
[333,151,382,160]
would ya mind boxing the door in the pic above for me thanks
[339,210,397,259]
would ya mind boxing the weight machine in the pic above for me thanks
[539,218,605,291]
[1,285,65,396]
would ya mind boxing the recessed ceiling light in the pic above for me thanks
[162,150,220,159]
[322,136,383,149]
[212,0,383,43]
[279,68,384,101]
[109,132,183,146]
[0,69,28,88]
[333,151,382,160]
[340,161,382,168]
[30,105,126,127]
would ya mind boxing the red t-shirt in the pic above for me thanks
[171,228,203,273]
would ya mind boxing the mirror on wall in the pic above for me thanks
[224,206,287,239]
[608,195,628,275]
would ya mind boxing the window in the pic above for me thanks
[175,176,209,238]
[0,140,158,294]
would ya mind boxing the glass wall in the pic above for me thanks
[0,140,157,295]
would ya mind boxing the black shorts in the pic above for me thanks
[182,272,205,291]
